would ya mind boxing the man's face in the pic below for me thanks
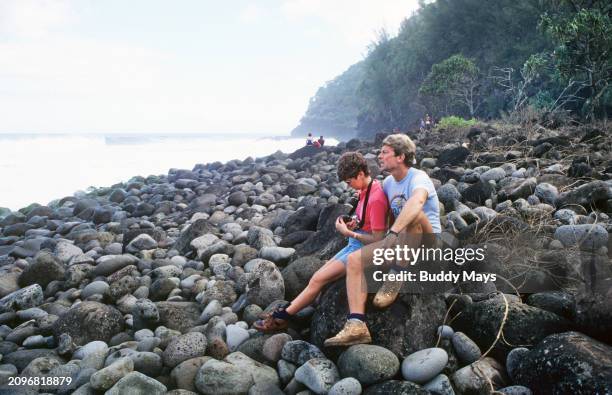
[378,145,404,171]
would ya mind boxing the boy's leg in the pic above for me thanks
[255,258,345,333]
[286,259,346,315]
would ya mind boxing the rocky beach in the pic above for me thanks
[0,123,611,394]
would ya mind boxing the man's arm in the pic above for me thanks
[389,188,428,233]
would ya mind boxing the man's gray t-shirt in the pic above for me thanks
[383,168,441,233]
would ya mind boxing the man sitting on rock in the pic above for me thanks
[254,152,389,333]
[324,134,441,346]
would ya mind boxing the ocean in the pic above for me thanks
[0,133,337,211]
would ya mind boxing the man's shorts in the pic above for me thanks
[332,231,365,265]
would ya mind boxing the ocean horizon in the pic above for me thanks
[0,132,337,211]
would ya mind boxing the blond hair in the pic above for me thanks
[382,134,416,166]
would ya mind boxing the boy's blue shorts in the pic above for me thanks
[332,232,365,265]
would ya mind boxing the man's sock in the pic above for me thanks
[347,313,366,322]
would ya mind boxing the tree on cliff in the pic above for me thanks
[419,54,482,117]
[540,1,612,119]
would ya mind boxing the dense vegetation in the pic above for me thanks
[291,0,612,140]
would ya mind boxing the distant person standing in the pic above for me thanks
[318,135,325,147]
[419,118,426,132]
[425,114,432,130]
[306,133,314,146]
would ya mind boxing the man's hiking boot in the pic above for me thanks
[323,320,372,347]
[373,279,403,308]
[253,315,289,333]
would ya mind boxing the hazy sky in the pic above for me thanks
[0,0,420,134]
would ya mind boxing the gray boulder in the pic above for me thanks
[53,302,124,346]
[106,371,166,395]
[512,331,612,394]
[338,344,399,385]
[163,332,207,368]
[294,358,340,394]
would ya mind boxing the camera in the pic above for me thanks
[341,215,356,223]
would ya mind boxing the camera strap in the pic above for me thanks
[347,178,373,229]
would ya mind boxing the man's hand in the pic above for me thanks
[382,231,399,251]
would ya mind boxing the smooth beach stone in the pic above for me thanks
[423,374,455,395]
[129,351,163,377]
[294,358,340,394]
[224,351,279,386]
[74,340,109,360]
[451,332,481,365]
[437,325,454,339]
[81,281,110,299]
[199,299,222,324]
[277,359,296,386]
[226,324,250,351]
[195,359,254,395]
[328,377,362,395]
[89,357,134,391]
[262,333,292,362]
[170,356,212,392]
[338,344,399,385]
[106,371,167,395]
[401,347,448,384]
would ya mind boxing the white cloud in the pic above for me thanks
[281,0,420,48]
[239,4,267,23]
[0,0,76,39]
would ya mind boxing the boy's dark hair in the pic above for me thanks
[337,152,369,181]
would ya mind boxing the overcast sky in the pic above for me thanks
[0,0,420,134]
